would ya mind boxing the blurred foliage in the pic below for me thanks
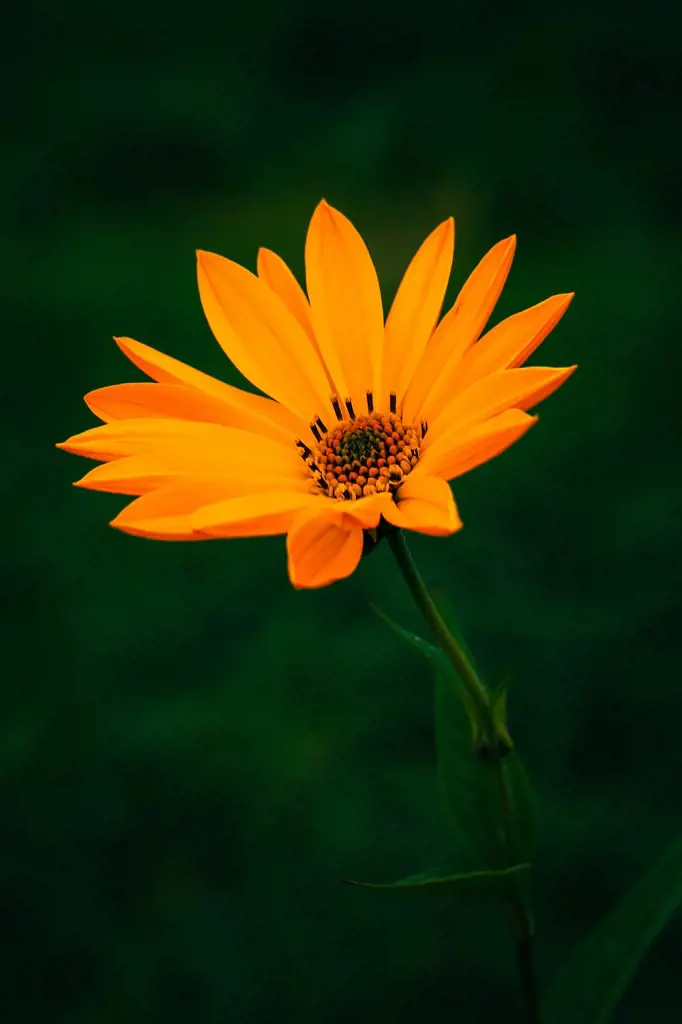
[3,0,682,1020]
[543,833,682,1024]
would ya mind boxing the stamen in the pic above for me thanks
[295,439,312,458]
[315,415,328,434]
[345,398,356,418]
[331,396,343,421]
[366,390,374,413]
[389,392,397,414]
[421,420,428,438]
[310,422,321,442]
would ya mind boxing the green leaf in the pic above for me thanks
[373,604,536,872]
[371,604,481,744]
[543,834,682,1024]
[435,662,503,864]
[436,665,536,871]
[344,862,530,899]
[370,603,443,665]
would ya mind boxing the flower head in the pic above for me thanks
[58,201,574,588]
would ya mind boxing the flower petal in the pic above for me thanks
[257,246,340,400]
[115,336,307,443]
[419,410,537,481]
[335,493,392,530]
[85,382,297,438]
[383,218,454,404]
[403,236,516,422]
[58,417,209,462]
[453,293,574,391]
[197,251,330,422]
[305,200,384,413]
[256,248,316,342]
[192,491,320,538]
[110,481,243,540]
[428,365,576,436]
[286,507,364,589]
[58,419,306,487]
[73,442,310,496]
[382,475,462,536]
[74,456,186,494]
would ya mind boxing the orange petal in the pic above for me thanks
[72,440,309,495]
[382,474,462,536]
[58,420,306,487]
[419,410,537,481]
[335,493,392,530]
[110,481,243,540]
[57,417,206,461]
[197,251,330,422]
[404,236,516,422]
[256,248,315,342]
[286,507,364,589]
[305,200,384,413]
[74,456,185,494]
[428,365,576,435]
[115,336,307,443]
[192,491,320,539]
[84,382,296,438]
[258,247,339,401]
[383,218,454,404]
[453,293,574,392]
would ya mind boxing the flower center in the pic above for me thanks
[298,412,423,501]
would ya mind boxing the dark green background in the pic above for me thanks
[5,1,681,1020]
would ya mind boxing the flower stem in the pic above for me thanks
[387,530,539,1024]
[386,530,490,728]
[510,906,540,1024]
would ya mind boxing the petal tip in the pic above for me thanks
[83,389,105,415]
[196,249,221,272]
[109,514,134,535]
[114,336,135,354]
[434,216,455,245]
[313,198,341,225]
[56,437,83,455]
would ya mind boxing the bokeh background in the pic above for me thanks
[4,0,682,1020]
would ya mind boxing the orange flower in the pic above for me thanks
[58,201,574,588]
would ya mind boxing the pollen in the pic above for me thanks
[299,412,423,501]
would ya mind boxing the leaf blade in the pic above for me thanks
[435,663,505,866]
[543,834,682,1024]
[345,862,530,896]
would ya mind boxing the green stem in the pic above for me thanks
[511,908,540,1024]
[388,529,539,1024]
[387,531,490,729]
